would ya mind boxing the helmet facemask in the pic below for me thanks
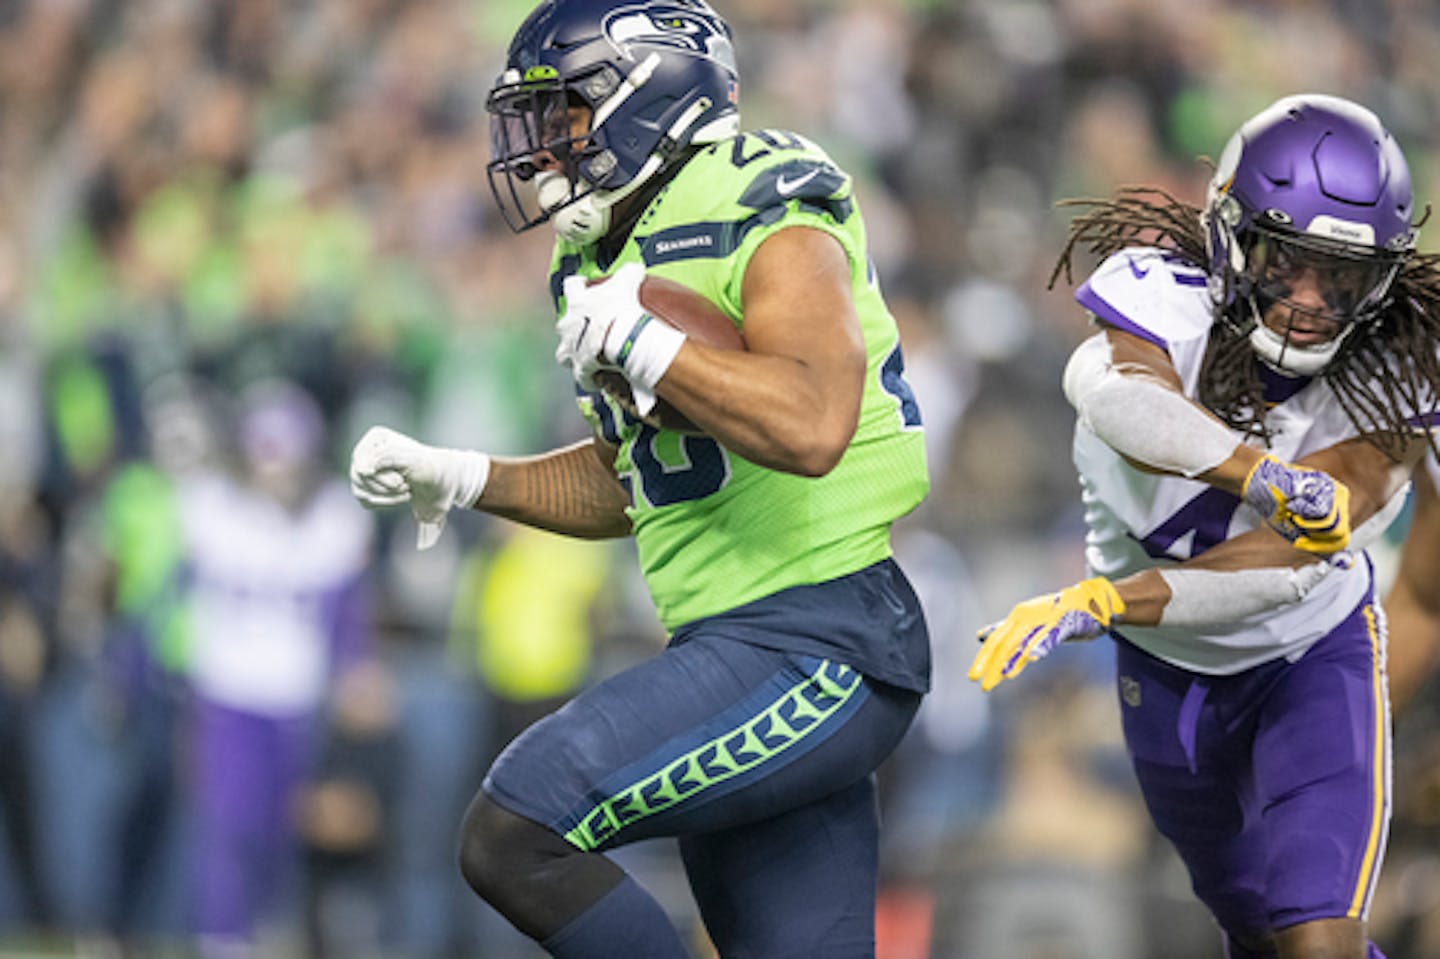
[1202,94,1418,377]
[1237,223,1407,376]
[487,58,724,245]
[486,71,610,236]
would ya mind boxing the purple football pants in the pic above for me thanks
[1115,593,1390,946]
[190,699,318,939]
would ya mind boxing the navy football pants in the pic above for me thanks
[483,634,921,956]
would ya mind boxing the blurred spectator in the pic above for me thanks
[89,454,191,950]
[296,659,402,959]
[0,492,58,932]
[178,379,375,958]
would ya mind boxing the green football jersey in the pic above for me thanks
[549,130,928,631]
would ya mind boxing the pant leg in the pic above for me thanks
[679,774,879,959]
[1116,639,1271,943]
[1250,600,1390,929]
[483,640,919,850]
[191,700,315,939]
[481,636,919,954]
[1117,594,1391,941]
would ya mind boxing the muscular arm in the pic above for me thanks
[474,438,632,539]
[648,226,866,477]
[1384,464,1440,710]
[1110,434,1425,626]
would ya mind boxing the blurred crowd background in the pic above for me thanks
[2,0,1440,957]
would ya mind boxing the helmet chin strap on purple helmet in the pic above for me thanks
[1243,294,1360,377]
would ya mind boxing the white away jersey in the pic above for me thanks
[1072,246,1409,674]
[181,474,372,716]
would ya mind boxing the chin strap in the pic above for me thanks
[1243,293,1361,377]
[545,95,715,246]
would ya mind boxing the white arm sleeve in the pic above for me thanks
[1063,333,1239,479]
[1157,562,1335,627]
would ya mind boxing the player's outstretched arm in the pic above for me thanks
[968,533,1327,693]
[350,426,631,549]
[969,577,1125,691]
[1065,328,1351,553]
[971,433,1423,691]
[1385,461,1440,711]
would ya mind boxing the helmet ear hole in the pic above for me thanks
[578,67,620,104]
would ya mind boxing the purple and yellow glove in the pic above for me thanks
[969,577,1126,692]
[1241,454,1351,554]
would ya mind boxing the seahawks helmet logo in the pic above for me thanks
[603,4,736,70]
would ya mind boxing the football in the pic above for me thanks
[593,273,746,433]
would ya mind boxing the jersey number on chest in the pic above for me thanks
[1137,487,1242,560]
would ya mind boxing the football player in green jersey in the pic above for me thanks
[348,0,931,955]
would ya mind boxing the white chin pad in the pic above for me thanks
[553,198,610,245]
[534,171,610,245]
[1248,323,1344,376]
[535,171,572,212]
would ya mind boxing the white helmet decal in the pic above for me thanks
[603,5,736,69]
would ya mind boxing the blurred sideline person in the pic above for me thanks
[1383,454,1440,712]
[295,658,401,959]
[181,380,375,959]
[453,524,612,755]
[968,95,1440,959]
[348,0,930,955]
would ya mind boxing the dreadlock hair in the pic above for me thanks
[1051,185,1440,461]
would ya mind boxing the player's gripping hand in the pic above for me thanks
[969,577,1126,692]
[349,426,490,551]
[555,261,686,415]
[1241,454,1351,554]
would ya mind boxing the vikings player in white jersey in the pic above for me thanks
[971,95,1440,959]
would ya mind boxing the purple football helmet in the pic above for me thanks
[1203,94,1416,375]
[486,0,741,244]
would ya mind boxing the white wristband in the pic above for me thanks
[1065,334,1237,478]
[611,316,686,415]
[413,448,491,552]
[446,448,492,510]
[1157,564,1333,627]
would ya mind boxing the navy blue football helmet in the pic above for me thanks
[487,0,740,243]
[1203,94,1416,374]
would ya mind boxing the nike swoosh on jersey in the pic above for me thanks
[776,168,822,196]
[1126,255,1151,279]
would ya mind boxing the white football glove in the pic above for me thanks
[555,261,686,415]
[349,426,491,550]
